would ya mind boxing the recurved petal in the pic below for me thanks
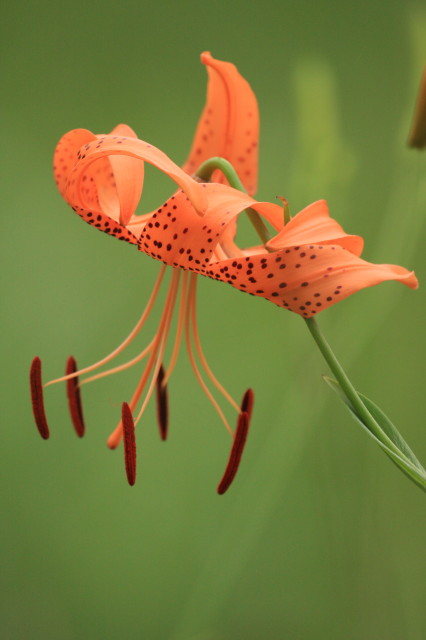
[183,52,259,196]
[54,127,140,244]
[54,129,97,197]
[266,200,364,256]
[105,124,145,226]
[66,135,207,216]
[208,243,418,317]
[137,183,283,269]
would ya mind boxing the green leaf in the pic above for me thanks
[323,376,426,492]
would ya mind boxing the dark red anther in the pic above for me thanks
[65,356,85,437]
[30,356,50,439]
[217,411,250,495]
[156,364,168,440]
[122,403,136,486]
[240,388,254,419]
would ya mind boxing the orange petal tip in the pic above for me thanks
[30,357,50,440]
[408,271,419,290]
[200,51,212,64]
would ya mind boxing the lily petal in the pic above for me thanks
[54,127,143,224]
[54,128,97,198]
[54,128,140,244]
[207,243,418,317]
[137,183,283,269]
[266,200,364,256]
[66,134,207,216]
[183,52,259,195]
[134,182,417,317]
[102,124,144,226]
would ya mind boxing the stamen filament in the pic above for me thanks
[163,271,189,385]
[80,339,155,385]
[44,265,166,387]
[107,269,181,448]
[185,275,233,436]
[134,271,181,425]
[189,274,240,413]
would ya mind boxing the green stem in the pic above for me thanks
[198,156,413,469]
[304,317,410,460]
[196,157,272,246]
[197,157,246,191]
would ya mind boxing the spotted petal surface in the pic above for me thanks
[137,183,283,270]
[137,187,418,317]
[183,52,259,195]
[54,127,142,244]
[208,244,417,317]
[54,127,207,245]
[266,200,364,255]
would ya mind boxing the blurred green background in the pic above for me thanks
[2,0,425,638]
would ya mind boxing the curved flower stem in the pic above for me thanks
[196,157,272,246]
[304,317,410,461]
[196,156,246,190]
[197,156,420,480]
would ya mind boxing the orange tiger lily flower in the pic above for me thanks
[32,52,260,492]
[31,53,418,494]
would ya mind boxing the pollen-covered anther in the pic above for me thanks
[217,408,251,495]
[156,364,169,441]
[30,356,50,439]
[122,402,137,486]
[65,356,85,437]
